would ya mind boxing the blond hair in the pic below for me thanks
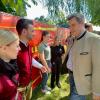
[0,30,19,46]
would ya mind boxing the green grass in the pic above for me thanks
[31,74,70,100]
[31,74,91,100]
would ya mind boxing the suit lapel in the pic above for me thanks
[72,35,86,72]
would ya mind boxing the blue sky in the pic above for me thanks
[26,0,48,19]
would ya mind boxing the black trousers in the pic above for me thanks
[51,57,62,86]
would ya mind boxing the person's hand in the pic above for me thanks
[47,67,51,73]
[40,66,47,73]
[93,95,100,100]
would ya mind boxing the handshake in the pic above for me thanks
[40,66,51,73]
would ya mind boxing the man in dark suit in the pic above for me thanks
[51,39,65,89]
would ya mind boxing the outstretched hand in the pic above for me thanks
[40,66,48,73]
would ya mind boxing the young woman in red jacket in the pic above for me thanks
[0,30,21,100]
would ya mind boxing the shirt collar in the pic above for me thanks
[20,40,28,47]
[75,29,87,40]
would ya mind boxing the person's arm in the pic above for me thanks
[32,58,47,73]
[32,58,43,69]
[92,36,100,100]
[38,44,50,72]
[39,52,50,72]
[0,75,17,99]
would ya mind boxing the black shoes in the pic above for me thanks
[51,84,55,89]
[51,82,61,89]
[56,83,61,88]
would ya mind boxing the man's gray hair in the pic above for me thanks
[67,13,85,23]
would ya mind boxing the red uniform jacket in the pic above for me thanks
[17,42,32,86]
[0,59,22,100]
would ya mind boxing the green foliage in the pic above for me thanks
[32,74,70,100]
[32,74,91,100]
[35,16,56,25]
[0,0,38,17]
[86,0,100,25]
[35,11,68,28]
[39,0,100,25]
[0,1,7,12]
[1,0,100,25]
[0,0,24,16]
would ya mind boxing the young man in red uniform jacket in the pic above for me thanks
[16,19,47,98]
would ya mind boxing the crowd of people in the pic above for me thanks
[0,13,100,100]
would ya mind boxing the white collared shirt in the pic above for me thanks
[67,30,86,71]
